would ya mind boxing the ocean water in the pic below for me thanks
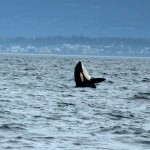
[0,54,150,150]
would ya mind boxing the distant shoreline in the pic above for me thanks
[0,37,149,57]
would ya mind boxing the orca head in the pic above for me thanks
[76,61,82,71]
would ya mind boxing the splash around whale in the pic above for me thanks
[74,61,106,88]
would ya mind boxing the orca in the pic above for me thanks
[74,61,106,88]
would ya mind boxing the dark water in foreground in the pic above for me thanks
[0,55,150,150]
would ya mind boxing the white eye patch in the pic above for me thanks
[80,72,84,82]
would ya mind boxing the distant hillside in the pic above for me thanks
[0,36,150,57]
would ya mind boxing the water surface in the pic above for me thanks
[0,55,150,150]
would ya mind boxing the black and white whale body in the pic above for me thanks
[74,61,106,88]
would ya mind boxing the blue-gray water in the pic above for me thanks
[0,54,150,150]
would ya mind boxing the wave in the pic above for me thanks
[108,111,135,120]
[132,92,150,100]
[0,123,26,131]
[142,78,150,82]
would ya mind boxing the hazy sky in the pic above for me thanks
[0,0,150,38]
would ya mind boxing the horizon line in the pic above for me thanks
[0,35,150,40]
